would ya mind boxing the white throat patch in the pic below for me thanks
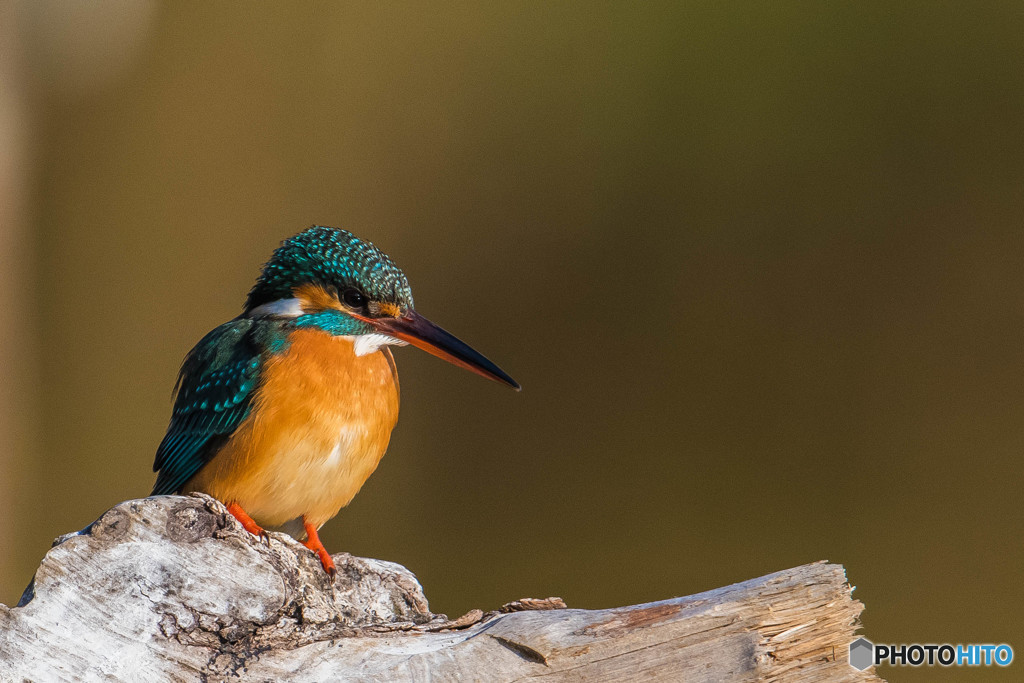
[346,333,407,356]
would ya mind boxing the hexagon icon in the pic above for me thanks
[849,637,874,671]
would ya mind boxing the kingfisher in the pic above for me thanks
[152,226,519,578]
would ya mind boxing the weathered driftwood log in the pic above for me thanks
[0,495,881,682]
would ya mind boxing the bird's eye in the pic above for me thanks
[341,288,367,309]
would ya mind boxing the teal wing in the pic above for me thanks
[152,318,267,495]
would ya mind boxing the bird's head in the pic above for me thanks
[245,226,519,389]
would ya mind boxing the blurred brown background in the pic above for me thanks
[2,3,1023,680]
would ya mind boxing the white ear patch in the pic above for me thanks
[349,333,408,356]
[248,298,304,318]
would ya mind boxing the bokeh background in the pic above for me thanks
[2,3,1023,680]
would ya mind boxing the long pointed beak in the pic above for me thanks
[371,310,520,390]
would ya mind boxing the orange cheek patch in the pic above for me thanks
[377,302,402,318]
[293,283,343,313]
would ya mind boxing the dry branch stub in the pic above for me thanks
[0,494,882,681]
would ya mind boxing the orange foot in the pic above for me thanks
[227,502,270,545]
[301,518,337,580]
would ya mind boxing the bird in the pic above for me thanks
[152,226,519,578]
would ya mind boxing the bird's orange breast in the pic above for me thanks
[184,328,400,528]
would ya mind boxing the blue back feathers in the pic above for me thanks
[152,318,282,495]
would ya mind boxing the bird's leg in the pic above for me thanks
[226,502,270,545]
[301,518,337,579]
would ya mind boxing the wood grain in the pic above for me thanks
[0,494,884,682]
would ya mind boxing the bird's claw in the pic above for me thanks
[226,502,269,541]
[302,543,337,580]
[300,518,337,581]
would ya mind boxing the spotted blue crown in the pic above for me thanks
[245,226,414,313]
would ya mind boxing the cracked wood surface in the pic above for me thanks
[0,495,883,682]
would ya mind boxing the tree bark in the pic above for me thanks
[0,494,882,682]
